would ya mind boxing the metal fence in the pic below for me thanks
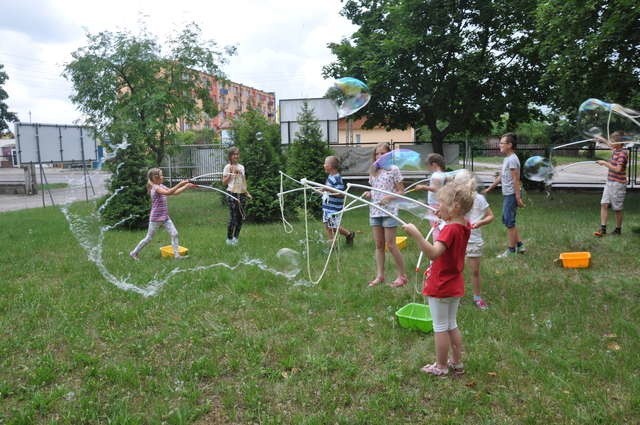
[470,145,639,189]
[158,141,640,190]
[161,144,227,184]
[159,142,464,185]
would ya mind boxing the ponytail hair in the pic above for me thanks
[146,167,162,193]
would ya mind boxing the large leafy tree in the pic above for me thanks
[65,24,234,227]
[64,24,235,165]
[0,64,18,134]
[324,0,543,153]
[536,0,640,113]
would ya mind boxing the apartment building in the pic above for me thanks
[179,72,276,135]
[338,116,415,145]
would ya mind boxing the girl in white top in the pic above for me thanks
[414,153,447,240]
[222,147,252,245]
[363,143,408,288]
[455,171,494,310]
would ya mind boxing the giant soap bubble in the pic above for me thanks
[374,149,421,170]
[274,248,302,279]
[326,77,371,118]
[577,98,640,141]
[523,156,553,182]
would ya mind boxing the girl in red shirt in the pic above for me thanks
[404,176,475,377]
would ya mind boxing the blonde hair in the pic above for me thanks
[370,142,392,175]
[325,155,340,170]
[438,175,475,216]
[146,167,163,192]
[452,169,478,192]
[371,142,392,162]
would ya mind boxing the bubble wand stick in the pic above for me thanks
[192,184,240,202]
[300,179,410,225]
[190,171,224,181]
[552,138,595,150]
[346,182,438,214]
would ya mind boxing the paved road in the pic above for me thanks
[0,168,110,212]
[468,160,607,188]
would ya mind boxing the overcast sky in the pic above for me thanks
[0,0,356,127]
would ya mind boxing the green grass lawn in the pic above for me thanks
[37,183,68,191]
[1,189,639,424]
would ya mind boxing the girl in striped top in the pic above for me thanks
[130,168,195,259]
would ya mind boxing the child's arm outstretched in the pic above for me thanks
[483,172,500,194]
[155,180,194,196]
[403,223,446,260]
[413,184,438,192]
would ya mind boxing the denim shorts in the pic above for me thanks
[369,215,399,228]
[502,194,517,228]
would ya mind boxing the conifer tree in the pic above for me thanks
[285,102,331,219]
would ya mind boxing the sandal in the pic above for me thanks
[390,275,408,288]
[420,363,448,377]
[367,276,384,287]
[447,360,465,376]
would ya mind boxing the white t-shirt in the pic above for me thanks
[223,163,247,193]
[500,153,520,196]
[368,166,403,218]
[427,171,446,207]
[465,193,489,244]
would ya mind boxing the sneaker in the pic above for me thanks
[612,228,621,235]
[594,229,606,237]
[496,249,516,258]
[474,298,489,310]
[516,243,526,254]
[129,251,139,261]
[345,231,356,245]
[231,237,239,245]
[174,255,189,260]
[226,238,234,245]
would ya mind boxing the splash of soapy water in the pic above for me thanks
[58,170,308,297]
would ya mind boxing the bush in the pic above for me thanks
[231,109,288,223]
[99,140,151,229]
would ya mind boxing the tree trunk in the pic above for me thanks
[430,131,445,155]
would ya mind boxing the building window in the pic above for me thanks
[355,134,361,144]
